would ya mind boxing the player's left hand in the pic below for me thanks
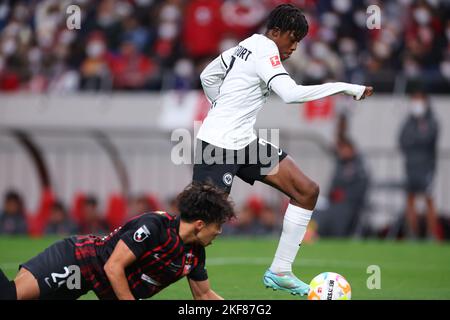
[356,86,373,100]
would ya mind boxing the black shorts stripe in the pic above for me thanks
[267,72,289,89]
[220,54,228,69]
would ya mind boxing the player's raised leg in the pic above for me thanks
[262,156,319,296]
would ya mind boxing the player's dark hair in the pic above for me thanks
[266,4,309,41]
[177,182,235,225]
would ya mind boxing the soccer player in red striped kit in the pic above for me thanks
[0,183,234,300]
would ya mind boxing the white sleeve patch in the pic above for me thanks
[133,225,151,242]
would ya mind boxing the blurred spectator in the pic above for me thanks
[152,0,182,64]
[128,194,161,217]
[44,201,78,236]
[399,88,440,240]
[233,196,278,235]
[80,31,112,91]
[167,195,180,215]
[128,195,150,217]
[313,137,370,237]
[221,0,266,39]
[109,38,158,90]
[0,190,28,235]
[78,195,109,235]
[168,58,197,90]
[182,0,224,59]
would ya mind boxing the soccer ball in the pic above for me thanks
[307,272,351,300]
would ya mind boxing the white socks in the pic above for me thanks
[270,204,313,274]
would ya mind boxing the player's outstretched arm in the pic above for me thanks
[270,74,373,103]
[188,278,224,300]
[104,240,137,300]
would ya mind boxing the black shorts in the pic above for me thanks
[406,171,434,195]
[193,138,288,193]
[19,238,90,300]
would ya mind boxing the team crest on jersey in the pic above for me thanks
[222,172,233,186]
[134,225,150,242]
[270,55,281,67]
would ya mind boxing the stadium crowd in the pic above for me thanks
[0,188,284,237]
[0,0,449,93]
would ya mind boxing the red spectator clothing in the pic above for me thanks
[405,19,443,50]
[0,71,20,91]
[154,38,175,59]
[108,53,155,89]
[182,0,224,58]
[221,0,266,39]
[264,0,317,11]
[105,194,127,230]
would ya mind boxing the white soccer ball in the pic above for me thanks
[307,272,351,300]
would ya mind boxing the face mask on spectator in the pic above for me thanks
[48,12,62,28]
[160,4,180,22]
[373,41,390,59]
[410,100,426,117]
[339,38,356,54]
[414,7,431,25]
[28,47,42,64]
[311,42,329,60]
[319,27,337,43]
[158,22,178,40]
[398,0,413,6]
[174,59,194,78]
[2,38,17,56]
[98,13,116,27]
[306,61,327,80]
[135,0,153,6]
[440,59,450,80]
[59,29,77,45]
[219,38,238,52]
[4,22,20,37]
[86,41,105,58]
[332,0,351,14]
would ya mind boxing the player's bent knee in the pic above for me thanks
[292,180,319,207]
[305,181,319,204]
[302,181,320,207]
[309,181,320,199]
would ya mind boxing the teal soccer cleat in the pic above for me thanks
[263,269,310,296]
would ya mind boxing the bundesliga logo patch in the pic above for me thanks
[270,55,281,67]
[134,225,150,242]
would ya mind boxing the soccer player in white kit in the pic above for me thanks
[193,4,373,296]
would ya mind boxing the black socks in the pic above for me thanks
[0,268,17,300]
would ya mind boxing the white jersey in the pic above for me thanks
[197,33,366,150]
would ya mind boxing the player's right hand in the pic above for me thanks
[357,86,373,100]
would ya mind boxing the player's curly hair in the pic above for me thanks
[266,4,309,41]
[177,182,235,225]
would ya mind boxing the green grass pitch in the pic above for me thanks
[1,236,449,300]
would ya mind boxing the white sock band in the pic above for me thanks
[270,204,313,273]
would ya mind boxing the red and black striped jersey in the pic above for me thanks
[70,211,207,300]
